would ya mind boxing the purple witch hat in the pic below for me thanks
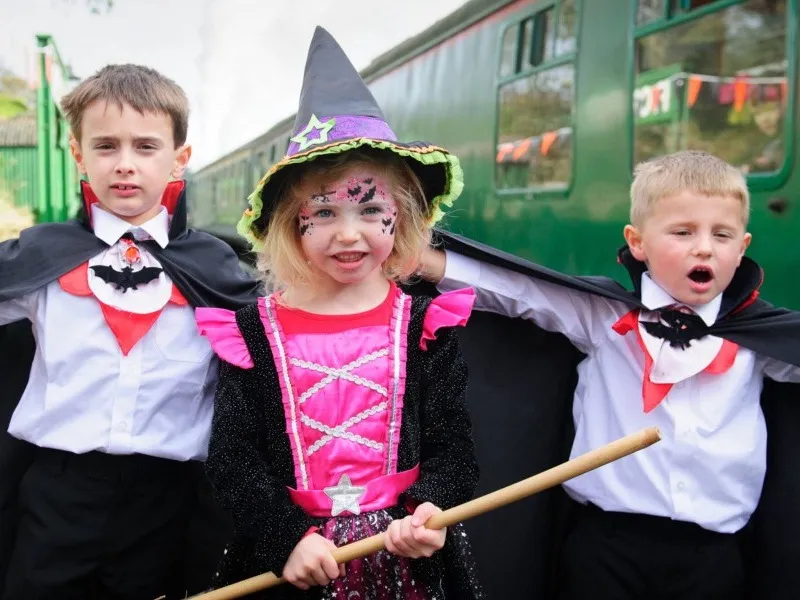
[238,26,463,249]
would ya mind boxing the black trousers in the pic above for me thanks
[557,503,744,600]
[2,448,197,600]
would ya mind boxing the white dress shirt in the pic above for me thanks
[439,251,800,533]
[0,204,217,461]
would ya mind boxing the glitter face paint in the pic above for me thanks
[296,167,398,286]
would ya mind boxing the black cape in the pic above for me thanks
[0,182,263,596]
[401,229,800,600]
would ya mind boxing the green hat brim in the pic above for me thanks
[237,137,463,251]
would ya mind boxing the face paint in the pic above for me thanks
[381,209,398,235]
[298,207,315,236]
[334,176,390,205]
[295,166,400,287]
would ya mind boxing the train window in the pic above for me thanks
[269,144,276,163]
[499,24,518,77]
[519,18,535,71]
[533,10,554,65]
[633,0,791,179]
[496,64,574,190]
[555,0,578,57]
[495,1,579,191]
[498,1,577,78]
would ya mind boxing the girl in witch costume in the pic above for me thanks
[196,27,484,599]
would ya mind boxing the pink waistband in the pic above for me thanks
[288,465,420,518]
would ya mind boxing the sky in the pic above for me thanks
[0,0,468,167]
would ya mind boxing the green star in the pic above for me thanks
[290,114,336,151]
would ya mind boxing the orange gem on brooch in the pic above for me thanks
[118,237,141,266]
[123,246,141,265]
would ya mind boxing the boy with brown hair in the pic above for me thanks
[0,64,259,599]
[419,150,800,599]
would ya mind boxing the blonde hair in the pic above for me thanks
[630,150,750,227]
[257,148,430,291]
[61,64,189,147]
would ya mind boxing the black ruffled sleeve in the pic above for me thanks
[205,360,315,576]
[402,323,479,510]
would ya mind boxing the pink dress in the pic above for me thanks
[197,283,480,599]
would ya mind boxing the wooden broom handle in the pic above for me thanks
[182,426,661,600]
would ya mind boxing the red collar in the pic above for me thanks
[80,180,186,228]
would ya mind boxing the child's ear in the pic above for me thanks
[623,224,647,262]
[737,232,753,265]
[171,144,192,179]
[69,135,87,175]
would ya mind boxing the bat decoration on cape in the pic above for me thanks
[89,265,164,293]
[641,309,709,350]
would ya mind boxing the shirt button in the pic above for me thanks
[116,421,129,432]
[677,481,686,492]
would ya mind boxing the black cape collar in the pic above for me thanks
[615,245,763,319]
[0,181,262,309]
[433,228,800,366]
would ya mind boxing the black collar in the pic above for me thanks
[616,245,763,318]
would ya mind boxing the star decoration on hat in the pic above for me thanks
[324,473,366,516]
[290,114,336,151]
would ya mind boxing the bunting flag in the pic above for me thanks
[541,131,558,157]
[512,137,533,161]
[733,77,749,113]
[687,76,703,108]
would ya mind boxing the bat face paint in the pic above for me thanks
[295,166,399,286]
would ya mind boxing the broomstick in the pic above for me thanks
[174,426,661,600]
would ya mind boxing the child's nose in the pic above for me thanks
[114,149,135,174]
[693,235,713,256]
[335,221,361,243]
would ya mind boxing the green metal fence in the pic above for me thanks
[35,34,80,223]
[0,147,38,213]
[0,35,80,226]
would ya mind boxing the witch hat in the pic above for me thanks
[237,26,463,249]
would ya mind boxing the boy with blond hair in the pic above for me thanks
[419,150,800,599]
[0,64,259,599]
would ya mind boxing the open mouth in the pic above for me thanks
[111,184,140,191]
[333,252,366,263]
[688,266,713,284]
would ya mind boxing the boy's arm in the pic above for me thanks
[421,248,620,350]
[0,295,35,327]
[760,358,800,383]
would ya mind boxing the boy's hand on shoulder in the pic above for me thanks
[385,501,447,558]
[417,247,447,284]
[283,533,344,589]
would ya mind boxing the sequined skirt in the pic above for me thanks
[318,509,436,600]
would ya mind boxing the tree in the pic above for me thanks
[0,68,34,117]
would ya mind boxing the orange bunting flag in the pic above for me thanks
[512,138,532,161]
[496,143,512,163]
[540,131,558,157]
[687,76,702,108]
[733,77,749,113]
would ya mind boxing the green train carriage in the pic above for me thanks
[190,0,799,308]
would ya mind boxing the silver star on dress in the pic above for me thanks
[290,114,336,151]
[324,474,366,516]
